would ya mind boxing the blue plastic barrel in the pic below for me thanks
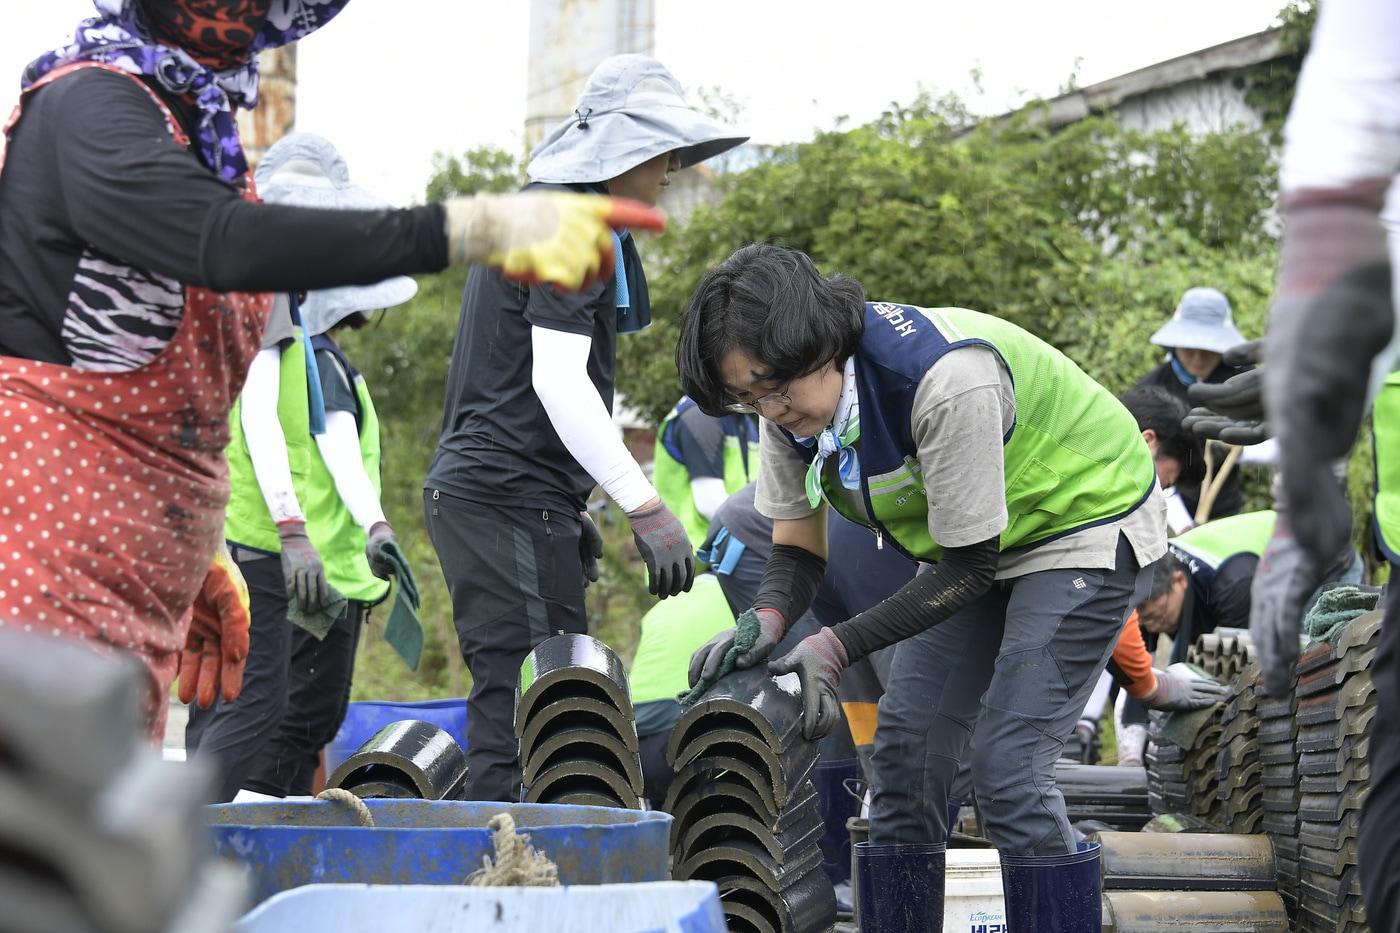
[325,698,467,774]
[208,800,671,908]
[234,882,725,933]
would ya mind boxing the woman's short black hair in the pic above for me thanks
[1118,385,1202,481]
[675,244,866,416]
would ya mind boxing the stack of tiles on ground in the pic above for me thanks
[515,634,643,809]
[665,666,837,933]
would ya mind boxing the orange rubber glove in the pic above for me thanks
[443,192,666,290]
[179,548,252,708]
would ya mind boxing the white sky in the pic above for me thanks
[2,1,1286,206]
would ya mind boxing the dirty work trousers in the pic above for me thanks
[870,534,1150,855]
[186,546,364,801]
[425,490,587,803]
[1359,573,1400,932]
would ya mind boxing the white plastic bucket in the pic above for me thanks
[943,848,1006,932]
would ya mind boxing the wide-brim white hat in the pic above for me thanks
[255,133,418,335]
[527,54,749,184]
[1149,287,1246,354]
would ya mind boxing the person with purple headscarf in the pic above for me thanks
[0,0,662,740]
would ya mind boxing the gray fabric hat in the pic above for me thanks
[255,133,418,336]
[1149,287,1246,353]
[527,54,749,184]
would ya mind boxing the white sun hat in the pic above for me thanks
[1149,287,1246,354]
[255,133,418,336]
[527,54,749,185]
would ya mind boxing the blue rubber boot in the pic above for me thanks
[999,842,1102,933]
[945,796,964,840]
[815,756,862,913]
[854,841,945,933]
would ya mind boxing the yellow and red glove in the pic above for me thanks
[443,192,666,290]
[179,548,251,708]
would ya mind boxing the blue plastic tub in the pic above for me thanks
[208,800,671,907]
[234,882,725,933]
[325,698,467,774]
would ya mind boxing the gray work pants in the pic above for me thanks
[869,534,1151,855]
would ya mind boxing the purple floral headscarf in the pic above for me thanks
[21,0,350,183]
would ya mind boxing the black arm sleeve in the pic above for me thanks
[53,69,448,292]
[832,536,999,662]
[753,544,827,625]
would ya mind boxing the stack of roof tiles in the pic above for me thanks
[664,666,837,933]
[515,634,643,809]
[1292,610,1380,932]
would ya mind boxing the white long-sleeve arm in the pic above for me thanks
[241,347,304,524]
[314,410,387,532]
[690,476,729,520]
[531,326,658,513]
[1281,0,1400,192]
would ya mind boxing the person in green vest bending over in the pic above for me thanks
[653,396,760,552]
[186,135,416,802]
[676,244,1166,933]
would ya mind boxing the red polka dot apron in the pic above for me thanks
[0,63,271,739]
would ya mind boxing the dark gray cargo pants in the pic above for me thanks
[869,534,1151,855]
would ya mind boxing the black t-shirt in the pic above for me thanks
[0,67,446,365]
[1134,354,1251,519]
[424,183,649,514]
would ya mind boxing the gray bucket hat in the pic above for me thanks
[1149,287,1246,354]
[527,54,749,184]
[255,133,418,336]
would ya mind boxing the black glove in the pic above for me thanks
[627,500,695,598]
[579,511,603,589]
[1184,340,1270,444]
[767,627,849,740]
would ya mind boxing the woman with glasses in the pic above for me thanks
[677,243,1166,933]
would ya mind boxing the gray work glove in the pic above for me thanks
[1251,515,1326,697]
[1184,340,1271,444]
[364,521,397,580]
[1142,665,1231,711]
[1267,201,1392,573]
[768,627,850,740]
[687,608,786,687]
[277,520,339,615]
[626,500,695,598]
[579,511,603,589]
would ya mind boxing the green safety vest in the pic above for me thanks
[224,333,388,603]
[628,574,736,705]
[805,303,1156,561]
[1171,510,1275,569]
[653,398,759,551]
[1374,371,1400,561]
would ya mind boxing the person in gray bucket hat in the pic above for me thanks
[186,133,424,802]
[1135,287,1256,520]
[424,54,747,803]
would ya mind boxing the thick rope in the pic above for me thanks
[315,787,374,827]
[466,813,560,887]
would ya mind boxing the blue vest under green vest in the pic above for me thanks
[781,302,1156,562]
[1374,371,1400,562]
[654,397,759,550]
[224,331,388,603]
